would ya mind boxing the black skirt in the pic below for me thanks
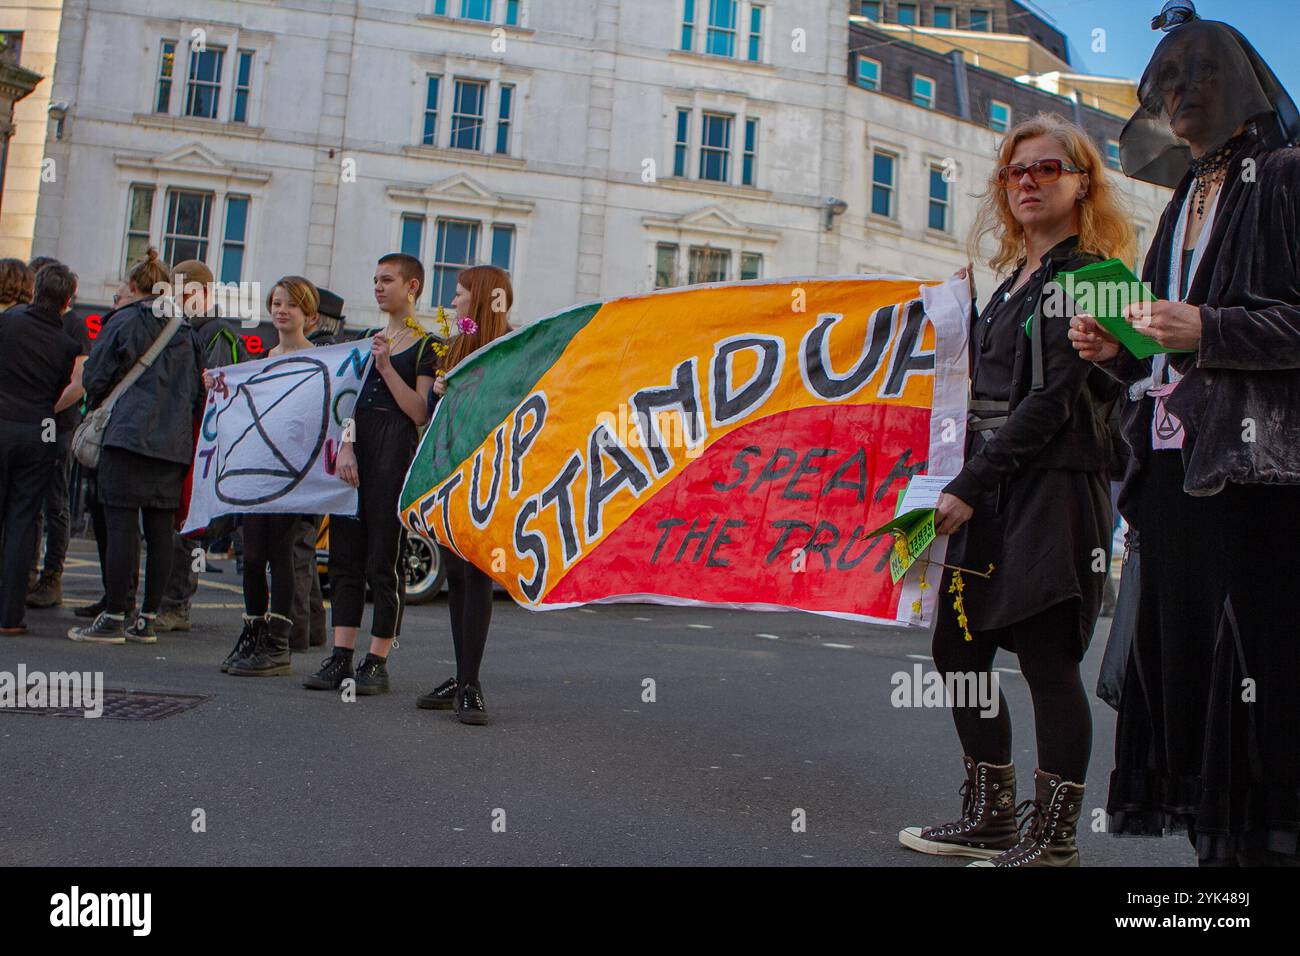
[945,460,1111,661]
[1108,453,1300,861]
[97,445,188,510]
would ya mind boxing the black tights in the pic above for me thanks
[931,594,1092,783]
[241,513,299,618]
[104,506,174,616]
[443,547,493,687]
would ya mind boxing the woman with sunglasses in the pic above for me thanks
[1071,9,1300,867]
[898,113,1133,867]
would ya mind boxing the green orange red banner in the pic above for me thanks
[399,275,970,626]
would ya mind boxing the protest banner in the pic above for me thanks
[181,340,372,533]
[399,275,970,626]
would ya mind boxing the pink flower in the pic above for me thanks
[457,316,478,336]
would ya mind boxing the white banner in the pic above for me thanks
[181,340,372,533]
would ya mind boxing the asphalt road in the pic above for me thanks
[0,541,1191,866]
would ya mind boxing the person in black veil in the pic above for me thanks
[1071,1,1300,867]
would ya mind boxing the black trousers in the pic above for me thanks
[443,547,494,687]
[161,531,199,611]
[0,420,55,627]
[104,506,174,617]
[329,409,416,638]
[291,516,326,647]
[30,433,73,575]
[932,593,1092,783]
[241,513,300,618]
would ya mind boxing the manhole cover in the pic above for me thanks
[1,689,210,721]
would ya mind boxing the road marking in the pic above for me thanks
[579,608,598,614]
[756,633,780,640]
[906,654,932,661]
[632,617,651,622]
[687,624,712,630]
[823,642,853,649]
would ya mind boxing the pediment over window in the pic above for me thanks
[643,204,780,245]
[387,173,535,215]
[113,142,272,184]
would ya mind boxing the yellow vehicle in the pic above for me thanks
[315,516,446,604]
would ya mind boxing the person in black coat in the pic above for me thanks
[0,264,80,633]
[1072,8,1300,867]
[898,113,1135,867]
[68,250,205,645]
[156,259,249,633]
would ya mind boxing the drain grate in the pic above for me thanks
[2,689,211,721]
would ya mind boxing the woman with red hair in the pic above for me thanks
[416,265,512,725]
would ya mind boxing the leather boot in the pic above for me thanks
[221,616,264,672]
[229,613,293,677]
[899,756,1019,860]
[968,769,1084,867]
[26,570,63,608]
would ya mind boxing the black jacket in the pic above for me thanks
[0,303,80,426]
[945,237,1115,505]
[1101,140,1300,496]
[82,297,206,465]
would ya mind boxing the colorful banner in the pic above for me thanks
[181,340,370,533]
[400,275,970,626]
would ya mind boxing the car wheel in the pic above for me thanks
[403,532,446,604]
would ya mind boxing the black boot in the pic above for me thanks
[303,647,354,690]
[229,614,293,677]
[416,677,459,710]
[74,596,107,619]
[220,616,264,673]
[354,654,390,696]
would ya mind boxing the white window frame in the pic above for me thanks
[989,99,1011,133]
[912,74,935,109]
[927,163,950,233]
[149,26,267,126]
[871,149,897,219]
[857,56,881,91]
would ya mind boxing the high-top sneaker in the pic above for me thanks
[899,756,1019,860]
[228,614,293,677]
[303,648,354,690]
[125,612,159,644]
[353,654,390,696]
[968,769,1084,868]
[221,616,265,672]
[68,612,127,645]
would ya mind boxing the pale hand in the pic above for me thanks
[935,492,973,536]
[432,376,447,397]
[1125,299,1202,351]
[337,442,360,488]
[1068,313,1121,363]
[371,334,392,373]
[202,370,216,390]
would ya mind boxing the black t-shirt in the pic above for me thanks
[56,310,92,432]
[0,304,80,427]
[355,335,438,413]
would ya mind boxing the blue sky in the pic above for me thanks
[1029,0,1297,98]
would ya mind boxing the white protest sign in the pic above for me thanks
[181,340,373,532]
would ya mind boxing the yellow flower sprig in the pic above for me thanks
[948,570,972,642]
[428,305,453,377]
